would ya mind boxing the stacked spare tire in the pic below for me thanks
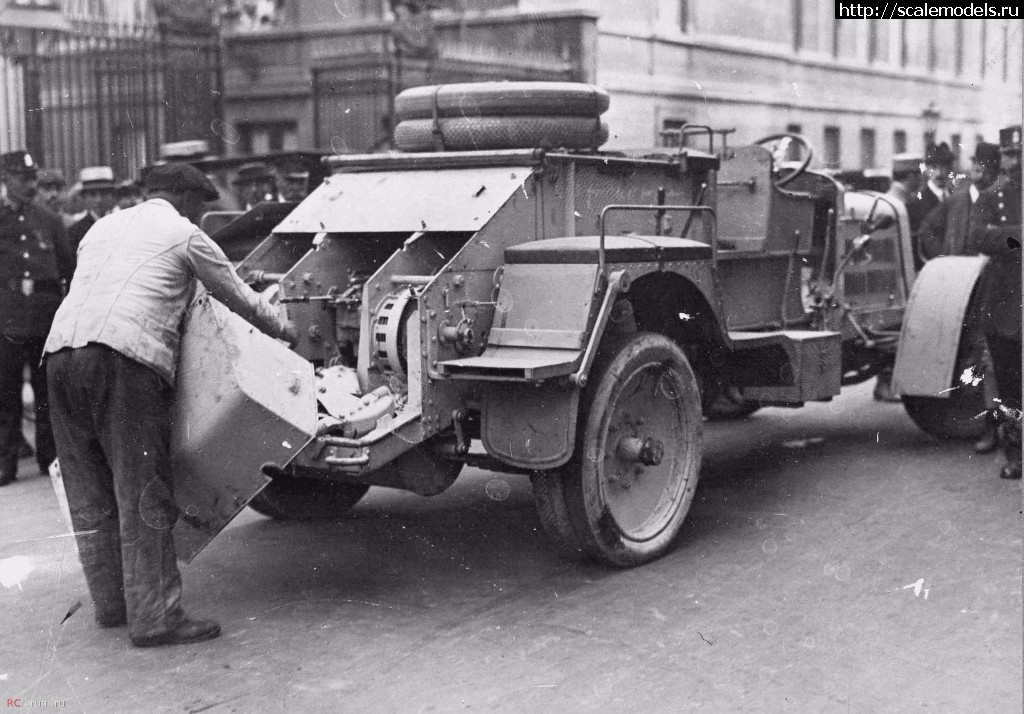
[393,81,610,152]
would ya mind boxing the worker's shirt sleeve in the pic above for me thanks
[185,229,289,339]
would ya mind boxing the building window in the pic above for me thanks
[927,20,936,71]
[893,130,907,155]
[824,126,841,169]
[833,19,858,59]
[786,123,803,161]
[899,19,908,66]
[954,21,964,75]
[951,133,962,168]
[860,128,876,169]
[981,21,987,78]
[660,118,688,148]
[680,0,689,32]
[1003,24,1009,82]
[238,121,298,155]
[792,0,802,51]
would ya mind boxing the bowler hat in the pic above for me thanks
[0,150,38,177]
[971,142,1001,168]
[999,125,1022,154]
[232,162,276,185]
[924,142,955,166]
[37,168,66,187]
[78,166,116,191]
[144,162,220,202]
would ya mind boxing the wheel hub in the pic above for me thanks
[616,436,665,467]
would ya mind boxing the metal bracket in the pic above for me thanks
[718,177,758,191]
[570,270,629,388]
[597,203,717,285]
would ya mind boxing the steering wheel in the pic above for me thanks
[754,133,814,189]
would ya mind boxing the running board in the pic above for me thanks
[724,330,842,405]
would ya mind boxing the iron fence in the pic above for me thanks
[11,24,220,181]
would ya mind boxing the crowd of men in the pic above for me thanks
[1,124,1020,647]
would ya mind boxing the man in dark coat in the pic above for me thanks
[969,126,1022,479]
[907,142,955,270]
[920,142,1001,260]
[0,151,74,486]
[67,166,117,253]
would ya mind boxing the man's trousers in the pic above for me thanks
[47,345,185,638]
[987,333,1023,465]
[0,332,55,477]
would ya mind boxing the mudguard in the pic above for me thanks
[892,255,988,397]
[481,383,580,469]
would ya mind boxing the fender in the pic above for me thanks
[892,255,988,397]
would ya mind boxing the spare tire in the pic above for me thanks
[394,115,609,152]
[395,82,610,121]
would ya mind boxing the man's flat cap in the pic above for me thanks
[145,162,219,201]
[0,150,38,177]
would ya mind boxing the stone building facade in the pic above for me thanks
[221,0,1022,171]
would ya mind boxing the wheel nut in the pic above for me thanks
[639,438,664,466]
[617,436,663,465]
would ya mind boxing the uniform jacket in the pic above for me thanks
[43,198,290,385]
[0,198,74,338]
[968,174,1022,338]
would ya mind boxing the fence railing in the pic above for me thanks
[4,23,220,181]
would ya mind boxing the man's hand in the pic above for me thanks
[281,320,301,347]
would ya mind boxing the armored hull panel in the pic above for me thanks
[170,296,318,562]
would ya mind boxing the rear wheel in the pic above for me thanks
[249,473,369,521]
[532,333,703,567]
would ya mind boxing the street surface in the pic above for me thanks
[1,382,1021,713]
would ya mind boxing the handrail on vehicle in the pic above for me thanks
[597,203,718,287]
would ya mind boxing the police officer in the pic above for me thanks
[969,126,1022,480]
[0,151,74,486]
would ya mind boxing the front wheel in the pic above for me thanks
[533,333,703,567]
[902,328,990,440]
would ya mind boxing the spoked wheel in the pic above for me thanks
[532,333,703,567]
